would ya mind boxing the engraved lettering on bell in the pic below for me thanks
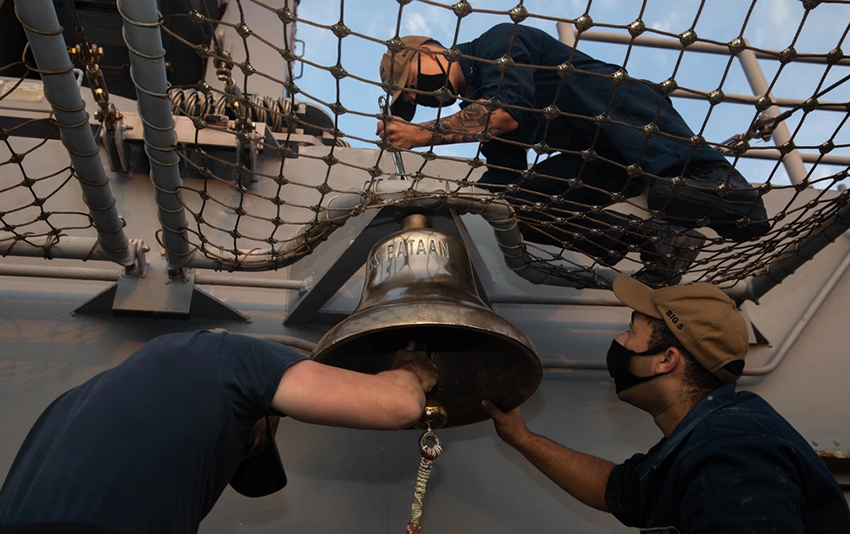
[379,237,450,263]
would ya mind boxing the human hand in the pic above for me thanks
[376,119,429,150]
[391,342,437,393]
[481,400,530,449]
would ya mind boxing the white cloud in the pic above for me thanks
[750,0,800,49]
[649,12,685,34]
[403,12,431,36]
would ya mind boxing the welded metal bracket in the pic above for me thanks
[73,264,249,322]
[284,206,494,326]
[737,304,769,346]
[101,108,130,173]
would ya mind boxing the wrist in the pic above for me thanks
[415,125,433,148]
[509,426,535,452]
[388,365,426,389]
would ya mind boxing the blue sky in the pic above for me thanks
[289,0,850,187]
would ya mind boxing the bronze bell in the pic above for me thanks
[312,213,542,427]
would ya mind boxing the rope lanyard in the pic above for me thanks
[404,427,443,534]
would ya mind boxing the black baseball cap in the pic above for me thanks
[229,416,287,497]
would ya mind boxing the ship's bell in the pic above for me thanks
[312,213,542,427]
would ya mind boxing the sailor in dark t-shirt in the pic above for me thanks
[377,24,769,286]
[0,331,436,534]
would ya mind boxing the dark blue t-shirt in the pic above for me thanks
[0,331,307,533]
[605,382,850,533]
[456,24,727,178]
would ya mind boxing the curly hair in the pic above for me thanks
[644,316,724,401]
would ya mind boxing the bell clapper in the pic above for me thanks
[404,424,443,534]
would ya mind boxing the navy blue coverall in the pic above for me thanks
[456,24,728,264]
[605,382,850,533]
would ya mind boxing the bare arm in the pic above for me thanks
[482,400,614,512]
[422,101,519,145]
[271,348,436,430]
[376,100,519,150]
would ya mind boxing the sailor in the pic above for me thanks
[482,274,850,532]
[376,24,769,285]
[0,331,436,533]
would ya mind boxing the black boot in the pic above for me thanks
[630,221,706,287]
[646,161,769,242]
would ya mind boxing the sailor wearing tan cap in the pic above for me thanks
[376,24,769,286]
[482,274,850,533]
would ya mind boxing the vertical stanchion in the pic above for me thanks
[118,0,194,270]
[14,0,132,266]
[737,42,808,186]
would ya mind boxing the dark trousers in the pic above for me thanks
[479,151,647,266]
[477,69,730,265]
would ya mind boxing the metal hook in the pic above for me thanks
[419,428,443,460]
[378,96,407,179]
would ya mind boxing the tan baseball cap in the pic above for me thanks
[612,274,747,381]
[379,36,432,120]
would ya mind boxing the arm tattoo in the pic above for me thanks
[421,102,509,145]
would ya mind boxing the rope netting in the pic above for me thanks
[1,0,133,265]
[2,0,849,291]
[0,57,97,258]
[156,0,850,288]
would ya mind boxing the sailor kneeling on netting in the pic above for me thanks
[376,23,769,286]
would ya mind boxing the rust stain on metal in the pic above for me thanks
[817,449,850,459]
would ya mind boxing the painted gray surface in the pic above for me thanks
[0,278,641,534]
[1,139,848,532]
[1,40,849,532]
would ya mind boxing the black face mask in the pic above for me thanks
[606,339,668,394]
[415,53,457,108]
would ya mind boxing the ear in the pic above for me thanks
[655,346,682,375]
[418,45,441,60]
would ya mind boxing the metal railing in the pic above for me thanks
[556,23,849,185]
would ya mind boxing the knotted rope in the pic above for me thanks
[405,428,443,534]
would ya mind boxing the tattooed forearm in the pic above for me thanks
[421,102,511,145]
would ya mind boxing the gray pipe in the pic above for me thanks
[737,44,808,186]
[0,263,120,282]
[183,179,618,287]
[1,236,121,261]
[0,262,306,292]
[117,0,193,270]
[14,0,131,266]
[556,23,850,67]
[284,181,621,287]
[744,193,850,303]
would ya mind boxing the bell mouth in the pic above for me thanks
[312,301,542,427]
